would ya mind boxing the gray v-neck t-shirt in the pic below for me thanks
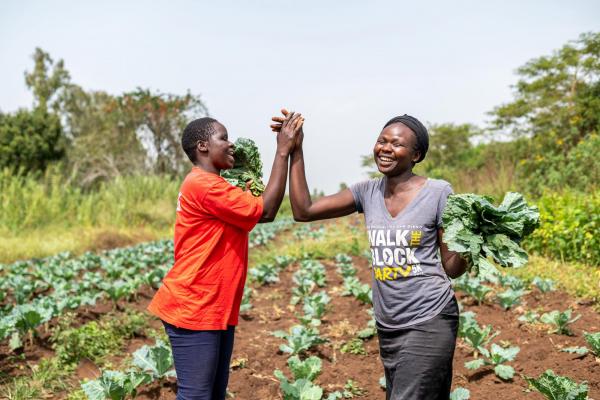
[350,177,455,330]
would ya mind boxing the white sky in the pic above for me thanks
[1,0,598,193]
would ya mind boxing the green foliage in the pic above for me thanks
[490,32,600,195]
[286,355,322,381]
[131,339,176,380]
[340,338,366,355]
[442,192,539,275]
[561,346,589,356]
[525,369,588,400]
[454,276,492,305]
[51,311,147,365]
[221,138,265,196]
[341,379,367,398]
[532,277,556,293]
[240,287,253,314]
[81,369,151,400]
[450,387,470,400]
[300,291,330,325]
[0,168,179,233]
[357,308,377,339]
[496,289,525,310]
[0,108,65,172]
[249,263,280,285]
[273,370,324,400]
[465,343,520,380]
[462,323,500,357]
[524,191,599,266]
[540,309,581,335]
[294,260,327,287]
[24,47,71,111]
[272,325,328,355]
[458,311,478,338]
[341,277,372,305]
[583,331,600,356]
[518,310,540,324]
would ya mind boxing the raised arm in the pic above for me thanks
[271,109,357,222]
[289,146,357,222]
[259,112,303,223]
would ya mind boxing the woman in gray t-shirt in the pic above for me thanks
[271,111,468,400]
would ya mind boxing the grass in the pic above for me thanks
[0,225,173,264]
[0,169,178,263]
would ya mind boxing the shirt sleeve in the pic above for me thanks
[436,183,454,228]
[349,180,370,214]
[201,179,264,232]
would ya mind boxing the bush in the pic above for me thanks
[0,108,66,172]
[525,191,599,266]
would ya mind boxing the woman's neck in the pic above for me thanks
[193,160,220,175]
[384,171,425,195]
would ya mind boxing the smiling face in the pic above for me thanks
[203,122,235,171]
[373,123,420,176]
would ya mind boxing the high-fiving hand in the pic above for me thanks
[271,108,304,152]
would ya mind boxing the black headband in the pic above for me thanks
[383,114,429,163]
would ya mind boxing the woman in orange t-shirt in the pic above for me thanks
[148,113,303,400]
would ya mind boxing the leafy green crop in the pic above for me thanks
[525,370,588,400]
[221,138,264,196]
[450,387,470,400]
[81,370,151,400]
[442,192,539,275]
[273,325,328,355]
[584,331,600,356]
[540,309,581,335]
[465,343,520,380]
[496,289,525,310]
[132,339,176,380]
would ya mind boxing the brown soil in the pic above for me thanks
[1,228,599,399]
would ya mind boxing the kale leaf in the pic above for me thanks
[220,138,265,196]
[442,192,539,275]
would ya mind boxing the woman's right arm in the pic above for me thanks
[288,127,357,222]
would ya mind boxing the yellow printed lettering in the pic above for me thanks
[375,267,383,281]
[397,265,412,277]
[382,267,393,281]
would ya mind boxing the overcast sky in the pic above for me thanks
[1,0,598,192]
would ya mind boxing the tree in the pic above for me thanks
[59,85,147,186]
[118,88,208,175]
[490,31,600,193]
[0,108,65,172]
[24,48,71,112]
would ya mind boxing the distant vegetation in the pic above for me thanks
[0,32,598,265]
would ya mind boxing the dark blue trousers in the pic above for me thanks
[163,321,236,400]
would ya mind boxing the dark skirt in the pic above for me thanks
[377,297,459,400]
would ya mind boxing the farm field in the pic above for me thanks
[0,216,598,399]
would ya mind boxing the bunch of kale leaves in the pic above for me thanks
[221,138,265,196]
[442,192,540,276]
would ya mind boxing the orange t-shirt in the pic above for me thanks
[148,167,264,330]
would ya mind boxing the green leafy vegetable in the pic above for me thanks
[584,331,600,356]
[221,137,264,196]
[442,192,539,275]
[525,369,588,400]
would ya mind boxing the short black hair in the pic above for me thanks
[181,117,219,162]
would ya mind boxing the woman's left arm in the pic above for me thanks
[437,228,468,279]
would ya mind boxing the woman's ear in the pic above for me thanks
[412,150,421,163]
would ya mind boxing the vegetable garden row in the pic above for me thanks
[0,218,598,399]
